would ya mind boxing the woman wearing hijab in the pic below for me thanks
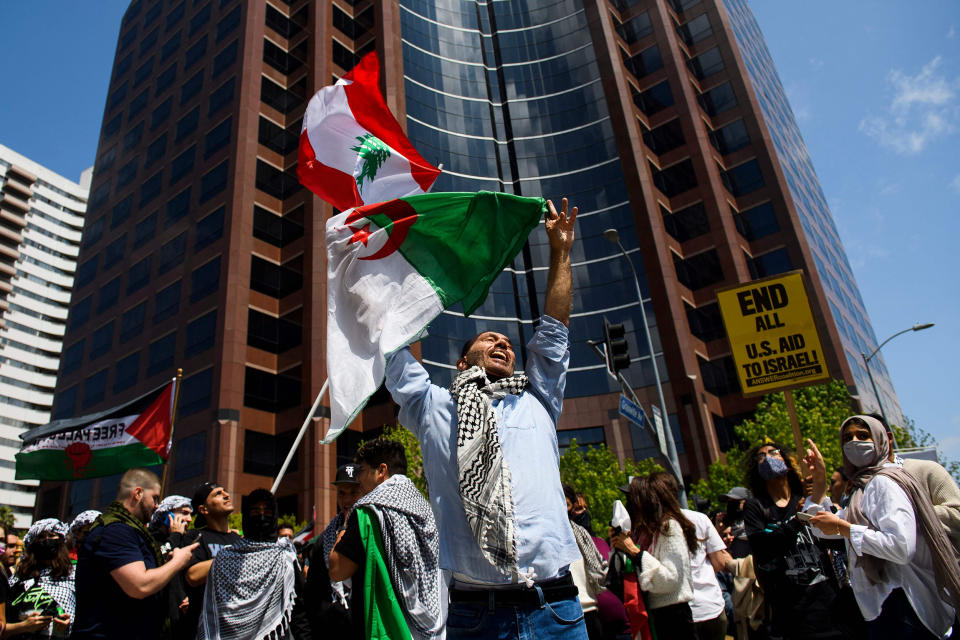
[740,441,850,639]
[67,511,100,564]
[5,519,75,639]
[611,473,697,640]
[805,415,960,639]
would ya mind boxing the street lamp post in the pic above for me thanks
[861,322,934,450]
[603,229,686,506]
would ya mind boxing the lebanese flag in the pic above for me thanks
[322,191,546,443]
[15,380,176,481]
[298,52,441,211]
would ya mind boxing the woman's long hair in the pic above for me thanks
[16,536,72,580]
[744,441,805,501]
[627,473,700,552]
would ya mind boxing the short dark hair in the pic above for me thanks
[562,483,577,505]
[355,438,407,476]
[278,524,295,534]
[866,411,889,430]
[459,331,513,360]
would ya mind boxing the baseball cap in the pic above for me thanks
[333,464,360,485]
[191,481,221,527]
[719,486,751,502]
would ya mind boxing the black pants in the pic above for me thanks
[649,602,696,640]
[694,612,727,640]
[868,588,937,640]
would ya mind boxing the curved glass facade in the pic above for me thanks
[399,0,667,396]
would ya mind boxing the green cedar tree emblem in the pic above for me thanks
[351,133,391,195]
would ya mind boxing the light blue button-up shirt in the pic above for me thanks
[384,315,580,584]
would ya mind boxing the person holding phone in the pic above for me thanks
[741,441,849,640]
[5,519,74,639]
[804,417,960,639]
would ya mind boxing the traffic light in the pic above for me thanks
[603,318,631,375]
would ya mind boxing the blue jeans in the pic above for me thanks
[446,591,589,640]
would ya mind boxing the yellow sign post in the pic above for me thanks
[717,271,829,396]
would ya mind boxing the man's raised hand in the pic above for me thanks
[545,198,577,253]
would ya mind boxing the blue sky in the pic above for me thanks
[1,2,957,457]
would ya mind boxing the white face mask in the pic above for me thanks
[843,440,876,467]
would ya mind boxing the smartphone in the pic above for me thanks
[795,511,813,523]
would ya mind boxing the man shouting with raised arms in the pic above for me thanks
[385,198,587,639]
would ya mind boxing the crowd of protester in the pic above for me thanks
[0,409,954,640]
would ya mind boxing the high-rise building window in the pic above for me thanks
[186,310,217,355]
[258,117,298,155]
[614,11,652,43]
[53,385,78,420]
[688,46,724,80]
[117,160,138,188]
[685,302,726,342]
[253,205,303,247]
[134,58,154,87]
[97,277,122,313]
[166,2,185,32]
[632,80,674,116]
[255,160,300,200]
[677,13,712,46]
[178,367,213,415]
[112,196,133,229]
[83,217,105,249]
[176,108,200,142]
[213,40,238,78]
[166,188,192,223]
[190,256,221,303]
[120,301,147,343]
[113,351,140,393]
[158,233,187,274]
[174,431,206,481]
[103,235,126,269]
[157,63,178,94]
[243,365,302,413]
[208,78,235,117]
[69,296,92,330]
[669,0,702,13]
[250,255,302,299]
[170,146,196,185]
[139,27,159,56]
[61,340,85,375]
[127,256,151,294]
[75,256,99,289]
[747,247,792,279]
[190,4,212,36]
[697,355,739,397]
[267,4,308,39]
[90,180,111,208]
[96,145,117,173]
[733,202,779,240]
[697,82,737,116]
[661,202,710,242]
[185,36,208,69]
[147,332,176,377]
[642,118,685,155]
[200,161,229,202]
[247,308,302,354]
[650,158,698,197]
[260,76,306,114]
[195,206,225,250]
[161,32,181,61]
[205,117,232,158]
[263,40,306,75]
[144,3,162,26]
[114,52,134,79]
[146,134,168,167]
[243,429,294,476]
[129,89,149,118]
[153,281,181,324]
[151,97,172,129]
[108,81,128,112]
[622,45,663,79]
[134,212,158,248]
[103,114,123,138]
[180,71,204,106]
[83,370,108,408]
[709,119,750,155]
[720,159,764,196]
[139,171,162,206]
[673,248,723,290]
[216,5,240,42]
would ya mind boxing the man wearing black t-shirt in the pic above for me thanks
[180,481,241,638]
[72,468,198,640]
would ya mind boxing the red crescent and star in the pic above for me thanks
[345,198,417,261]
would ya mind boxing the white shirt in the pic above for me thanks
[805,470,955,636]
[682,509,726,622]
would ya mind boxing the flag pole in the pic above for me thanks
[271,378,329,494]
[160,368,183,496]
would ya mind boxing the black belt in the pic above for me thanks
[449,574,579,607]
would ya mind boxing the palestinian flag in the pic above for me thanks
[323,191,545,443]
[16,380,177,481]
[298,52,441,211]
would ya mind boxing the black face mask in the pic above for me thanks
[571,510,592,531]
[243,514,277,542]
[31,539,61,561]
[726,501,742,520]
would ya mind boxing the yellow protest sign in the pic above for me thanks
[716,271,829,396]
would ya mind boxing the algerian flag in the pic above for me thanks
[298,52,441,211]
[16,380,177,481]
[323,191,546,443]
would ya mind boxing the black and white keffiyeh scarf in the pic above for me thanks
[356,474,443,640]
[570,521,607,594]
[198,537,298,640]
[320,511,349,607]
[9,567,76,635]
[451,366,528,581]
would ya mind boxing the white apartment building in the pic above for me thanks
[0,144,89,528]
